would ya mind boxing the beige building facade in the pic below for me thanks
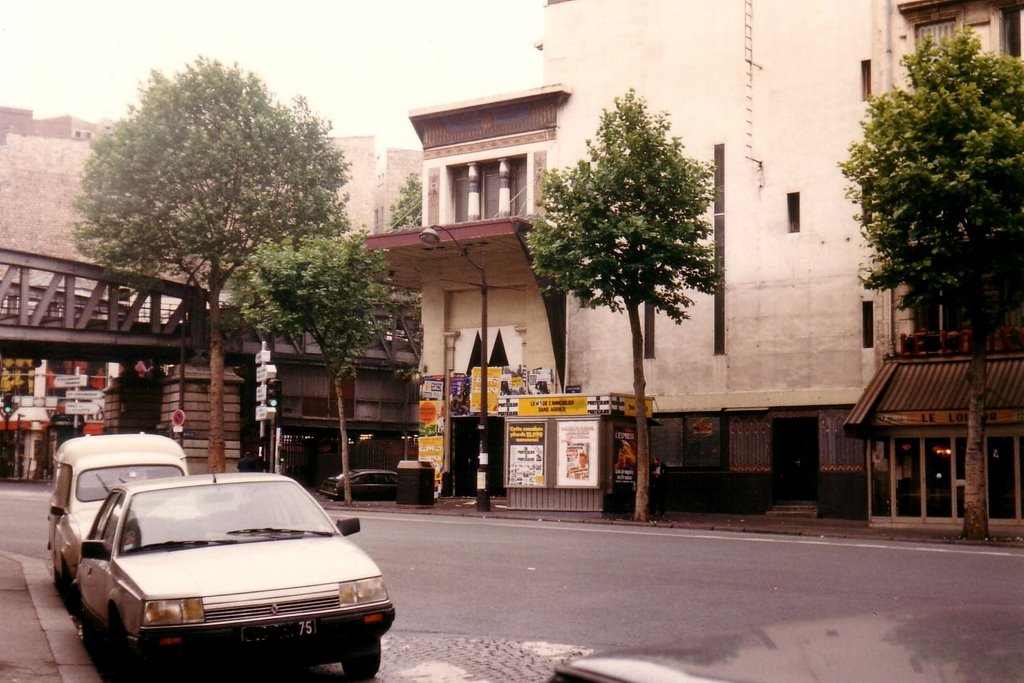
[378,0,1024,528]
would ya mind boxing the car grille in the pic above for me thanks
[203,584,340,624]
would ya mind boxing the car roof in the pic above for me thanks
[54,433,188,469]
[112,471,294,495]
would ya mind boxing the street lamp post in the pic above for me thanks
[419,225,490,512]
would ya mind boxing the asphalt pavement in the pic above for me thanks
[3,492,1021,683]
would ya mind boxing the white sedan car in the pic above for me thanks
[77,472,395,679]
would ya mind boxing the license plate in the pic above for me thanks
[241,619,317,643]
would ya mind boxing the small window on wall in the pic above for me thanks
[1004,8,1023,57]
[862,300,874,348]
[861,59,872,101]
[787,192,800,233]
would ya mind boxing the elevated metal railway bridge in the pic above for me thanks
[0,247,420,369]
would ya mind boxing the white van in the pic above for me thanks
[48,433,188,595]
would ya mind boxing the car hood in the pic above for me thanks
[117,536,384,597]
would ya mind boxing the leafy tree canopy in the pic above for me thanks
[388,174,423,231]
[842,31,1024,332]
[529,89,719,321]
[235,234,390,383]
[75,56,350,289]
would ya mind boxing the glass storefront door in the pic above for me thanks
[924,437,953,518]
[895,438,921,517]
[988,436,1015,519]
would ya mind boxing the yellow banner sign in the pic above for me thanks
[517,396,589,416]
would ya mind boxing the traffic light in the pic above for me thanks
[266,379,282,410]
[2,395,13,417]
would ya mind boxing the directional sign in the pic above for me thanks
[256,405,277,421]
[256,364,277,384]
[64,401,101,415]
[54,375,88,388]
[65,389,104,400]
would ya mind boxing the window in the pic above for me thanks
[1004,7,1022,56]
[713,144,726,356]
[451,158,528,223]
[862,300,874,348]
[787,192,800,233]
[861,60,872,100]
[916,19,956,44]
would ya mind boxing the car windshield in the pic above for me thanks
[76,465,183,503]
[120,480,336,553]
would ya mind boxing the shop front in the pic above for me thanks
[499,393,649,512]
[846,356,1024,531]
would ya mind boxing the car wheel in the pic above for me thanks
[342,647,381,680]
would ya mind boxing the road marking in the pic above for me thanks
[340,512,1024,559]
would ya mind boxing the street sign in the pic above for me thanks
[65,389,104,400]
[256,384,267,402]
[256,405,277,421]
[53,375,88,388]
[64,401,101,415]
[171,409,186,426]
[256,363,277,384]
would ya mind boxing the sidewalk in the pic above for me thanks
[0,551,100,683]
[324,495,1024,547]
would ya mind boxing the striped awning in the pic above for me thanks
[844,356,1024,437]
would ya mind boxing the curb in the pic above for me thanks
[0,551,102,683]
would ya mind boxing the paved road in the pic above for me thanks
[2,481,1023,682]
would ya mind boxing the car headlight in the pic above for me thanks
[339,576,388,605]
[143,598,205,626]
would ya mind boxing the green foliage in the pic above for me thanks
[842,31,1024,332]
[388,174,423,231]
[74,57,350,289]
[235,234,390,383]
[529,89,719,320]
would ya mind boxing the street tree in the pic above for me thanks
[75,57,348,473]
[235,234,390,505]
[388,174,423,231]
[842,31,1024,540]
[528,90,719,522]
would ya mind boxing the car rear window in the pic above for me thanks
[76,465,184,503]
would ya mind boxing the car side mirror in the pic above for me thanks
[336,517,360,537]
[80,539,111,561]
[50,505,66,517]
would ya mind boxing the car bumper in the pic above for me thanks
[130,604,395,665]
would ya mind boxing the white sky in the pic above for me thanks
[0,0,546,150]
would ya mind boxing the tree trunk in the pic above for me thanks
[628,304,651,523]
[336,377,353,506]
[962,338,989,540]
[206,284,226,473]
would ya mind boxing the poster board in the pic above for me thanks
[507,421,546,487]
[556,419,599,487]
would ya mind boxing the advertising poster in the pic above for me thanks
[507,421,546,487]
[469,366,501,414]
[417,437,444,491]
[449,373,471,416]
[613,425,637,487]
[556,420,599,487]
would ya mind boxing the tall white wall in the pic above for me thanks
[542,0,876,409]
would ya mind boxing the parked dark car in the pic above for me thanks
[318,469,398,501]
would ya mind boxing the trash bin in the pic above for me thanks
[397,460,435,506]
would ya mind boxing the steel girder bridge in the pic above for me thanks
[0,247,421,369]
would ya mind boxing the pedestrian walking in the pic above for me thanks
[649,457,666,517]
